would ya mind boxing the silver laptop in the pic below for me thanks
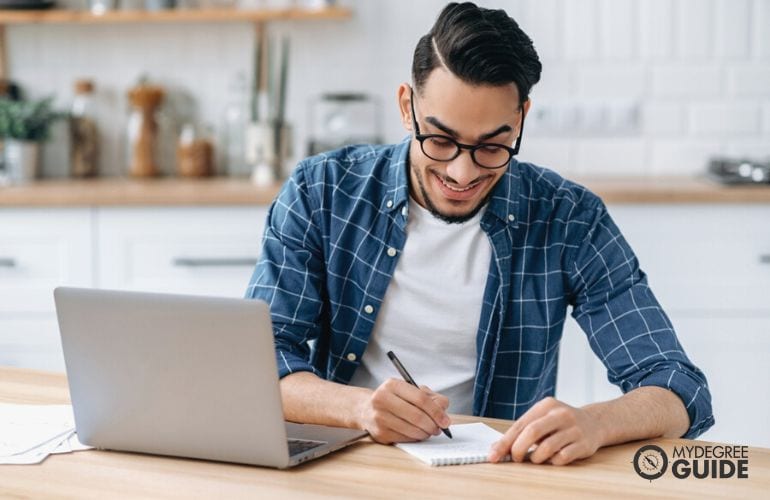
[53,287,367,468]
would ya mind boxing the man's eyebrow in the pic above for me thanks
[425,116,513,142]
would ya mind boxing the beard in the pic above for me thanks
[410,163,494,224]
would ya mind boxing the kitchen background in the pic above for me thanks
[5,0,770,179]
[1,0,770,449]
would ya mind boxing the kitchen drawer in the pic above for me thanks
[0,316,65,372]
[610,205,770,312]
[96,206,268,297]
[0,208,93,314]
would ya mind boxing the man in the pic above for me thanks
[247,2,713,466]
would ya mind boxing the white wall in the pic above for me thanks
[7,0,770,178]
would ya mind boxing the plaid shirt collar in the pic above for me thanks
[385,137,521,228]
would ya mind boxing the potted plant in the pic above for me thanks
[0,97,62,183]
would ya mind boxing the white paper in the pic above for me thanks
[0,403,92,465]
[396,422,510,466]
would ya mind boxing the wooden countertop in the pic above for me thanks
[0,177,282,207]
[1,176,770,207]
[2,366,769,499]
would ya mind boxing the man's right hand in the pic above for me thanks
[356,378,451,444]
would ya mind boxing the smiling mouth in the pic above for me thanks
[431,171,488,200]
[437,174,482,192]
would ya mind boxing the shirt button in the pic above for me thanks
[401,207,408,216]
[386,200,393,208]
[364,305,374,314]
[508,214,515,222]
[346,352,357,362]
[387,247,397,257]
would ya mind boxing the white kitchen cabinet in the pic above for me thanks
[610,205,770,313]
[0,317,65,371]
[0,205,268,372]
[95,206,268,298]
[0,208,93,314]
[0,208,92,372]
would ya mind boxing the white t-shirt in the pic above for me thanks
[349,197,492,414]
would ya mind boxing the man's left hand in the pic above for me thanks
[488,397,605,466]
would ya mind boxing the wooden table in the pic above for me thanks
[1,367,768,499]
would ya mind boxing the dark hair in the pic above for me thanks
[412,2,542,104]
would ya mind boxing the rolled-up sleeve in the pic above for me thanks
[245,164,325,379]
[567,202,714,439]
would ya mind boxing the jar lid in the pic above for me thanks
[74,79,95,94]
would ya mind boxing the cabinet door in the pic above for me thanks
[0,316,65,372]
[0,208,93,314]
[0,208,91,372]
[609,205,770,313]
[96,206,268,298]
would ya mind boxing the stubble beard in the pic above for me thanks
[410,163,493,224]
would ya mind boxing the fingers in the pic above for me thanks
[508,411,565,462]
[489,397,601,466]
[365,379,451,443]
[366,407,433,443]
[528,427,578,464]
[389,380,451,429]
[419,385,450,411]
[489,397,555,462]
[375,389,440,439]
[547,441,588,466]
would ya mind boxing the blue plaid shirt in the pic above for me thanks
[246,138,714,439]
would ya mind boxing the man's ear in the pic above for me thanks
[522,98,532,119]
[396,83,413,132]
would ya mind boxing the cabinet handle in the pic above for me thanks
[172,257,258,268]
[0,258,17,268]
[761,255,770,264]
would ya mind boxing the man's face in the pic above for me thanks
[399,68,528,223]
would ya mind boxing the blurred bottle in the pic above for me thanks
[126,80,165,177]
[221,72,250,177]
[70,79,99,178]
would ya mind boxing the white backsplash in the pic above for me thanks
[7,0,770,179]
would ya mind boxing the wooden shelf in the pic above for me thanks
[0,5,351,24]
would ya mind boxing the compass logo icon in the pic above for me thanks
[633,445,669,481]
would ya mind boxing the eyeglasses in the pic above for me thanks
[409,88,525,170]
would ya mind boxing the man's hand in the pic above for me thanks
[357,378,450,444]
[488,397,604,466]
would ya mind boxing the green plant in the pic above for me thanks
[0,97,64,141]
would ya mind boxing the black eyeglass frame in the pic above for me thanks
[409,88,526,170]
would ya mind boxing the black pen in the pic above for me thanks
[386,350,453,439]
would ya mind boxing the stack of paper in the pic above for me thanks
[0,403,92,465]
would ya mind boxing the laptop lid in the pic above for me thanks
[54,287,318,468]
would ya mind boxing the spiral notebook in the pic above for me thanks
[395,422,510,466]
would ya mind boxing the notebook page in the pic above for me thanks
[395,422,509,466]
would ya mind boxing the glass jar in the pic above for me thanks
[70,79,99,178]
[177,123,215,178]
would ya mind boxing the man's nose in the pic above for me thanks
[444,150,482,186]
